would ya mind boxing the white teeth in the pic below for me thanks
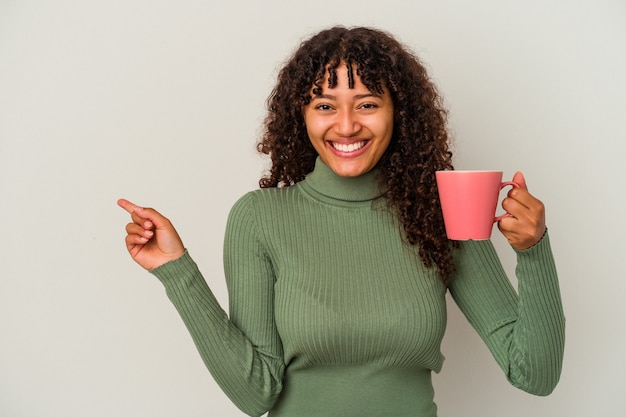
[332,141,366,152]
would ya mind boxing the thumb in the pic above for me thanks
[512,171,528,190]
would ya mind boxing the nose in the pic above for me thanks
[334,109,361,136]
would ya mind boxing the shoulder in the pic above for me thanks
[227,186,301,222]
[225,187,303,252]
[230,186,298,206]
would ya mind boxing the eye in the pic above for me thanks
[315,103,333,111]
[359,102,379,110]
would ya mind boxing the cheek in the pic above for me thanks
[381,116,393,135]
[303,121,325,152]
[304,118,327,142]
[304,118,316,134]
[376,117,394,142]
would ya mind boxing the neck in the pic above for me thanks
[298,158,384,205]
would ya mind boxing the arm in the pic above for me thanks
[447,171,566,397]
[449,233,565,395]
[118,196,284,416]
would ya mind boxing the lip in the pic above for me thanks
[326,139,371,158]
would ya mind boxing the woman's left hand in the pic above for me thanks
[497,172,547,251]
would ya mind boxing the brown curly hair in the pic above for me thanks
[257,26,457,284]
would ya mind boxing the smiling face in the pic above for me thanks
[303,63,394,178]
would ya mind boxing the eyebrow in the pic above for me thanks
[312,93,380,100]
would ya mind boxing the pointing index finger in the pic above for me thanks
[117,198,142,215]
[117,199,170,230]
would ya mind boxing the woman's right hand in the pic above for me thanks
[117,198,185,270]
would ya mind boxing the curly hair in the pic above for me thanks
[257,26,457,284]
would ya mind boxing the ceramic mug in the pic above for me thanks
[435,170,520,240]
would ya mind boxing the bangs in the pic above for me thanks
[312,60,386,97]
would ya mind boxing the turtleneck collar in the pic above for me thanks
[298,157,384,206]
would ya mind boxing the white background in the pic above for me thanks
[1,0,625,416]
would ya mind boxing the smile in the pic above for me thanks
[330,140,367,153]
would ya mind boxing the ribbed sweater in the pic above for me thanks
[151,158,565,417]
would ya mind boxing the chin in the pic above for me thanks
[329,162,371,178]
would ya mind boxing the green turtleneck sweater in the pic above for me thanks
[151,158,565,417]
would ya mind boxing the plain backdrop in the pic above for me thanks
[1,0,625,416]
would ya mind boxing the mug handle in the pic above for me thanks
[494,181,520,222]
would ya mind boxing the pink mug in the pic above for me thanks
[435,170,520,240]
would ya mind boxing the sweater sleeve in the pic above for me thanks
[448,231,565,395]
[150,192,284,416]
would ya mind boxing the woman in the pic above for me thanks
[118,26,565,417]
